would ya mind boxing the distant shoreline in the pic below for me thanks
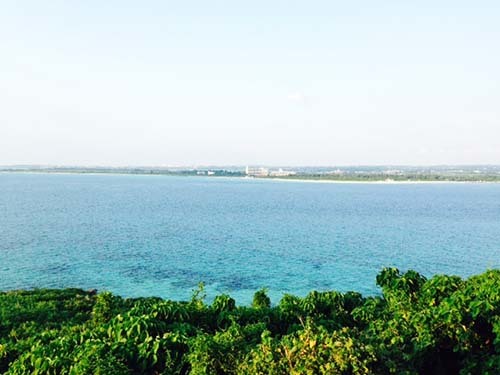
[2,170,500,184]
[264,177,498,184]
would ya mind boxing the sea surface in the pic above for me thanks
[1,173,499,304]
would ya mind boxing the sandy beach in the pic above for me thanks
[254,177,498,184]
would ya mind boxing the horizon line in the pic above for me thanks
[2,164,500,169]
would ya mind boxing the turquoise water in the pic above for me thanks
[1,173,499,304]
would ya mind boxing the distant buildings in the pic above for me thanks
[196,170,215,175]
[245,166,269,177]
[269,168,297,177]
[326,169,344,175]
[245,166,296,177]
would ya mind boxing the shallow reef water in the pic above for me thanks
[1,173,499,304]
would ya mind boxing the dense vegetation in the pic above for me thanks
[4,166,500,182]
[1,268,499,374]
[270,173,500,182]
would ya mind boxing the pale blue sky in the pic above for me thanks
[1,1,499,166]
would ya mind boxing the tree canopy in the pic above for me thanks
[0,268,499,374]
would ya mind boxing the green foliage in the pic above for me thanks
[92,291,120,324]
[252,288,271,309]
[212,294,236,313]
[188,322,263,374]
[190,282,206,309]
[241,325,376,374]
[0,269,499,374]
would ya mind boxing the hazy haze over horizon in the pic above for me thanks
[1,1,499,166]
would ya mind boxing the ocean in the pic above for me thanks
[1,173,499,304]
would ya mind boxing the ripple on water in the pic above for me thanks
[0,173,499,304]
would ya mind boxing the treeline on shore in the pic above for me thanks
[273,173,500,182]
[3,167,500,182]
[0,268,499,374]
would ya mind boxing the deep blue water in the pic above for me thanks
[1,173,499,304]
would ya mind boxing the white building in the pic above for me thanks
[245,166,269,177]
[269,168,297,177]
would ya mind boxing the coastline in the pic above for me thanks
[1,170,499,184]
[262,177,498,184]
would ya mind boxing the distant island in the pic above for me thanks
[2,165,500,182]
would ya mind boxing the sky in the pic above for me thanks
[1,1,499,166]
